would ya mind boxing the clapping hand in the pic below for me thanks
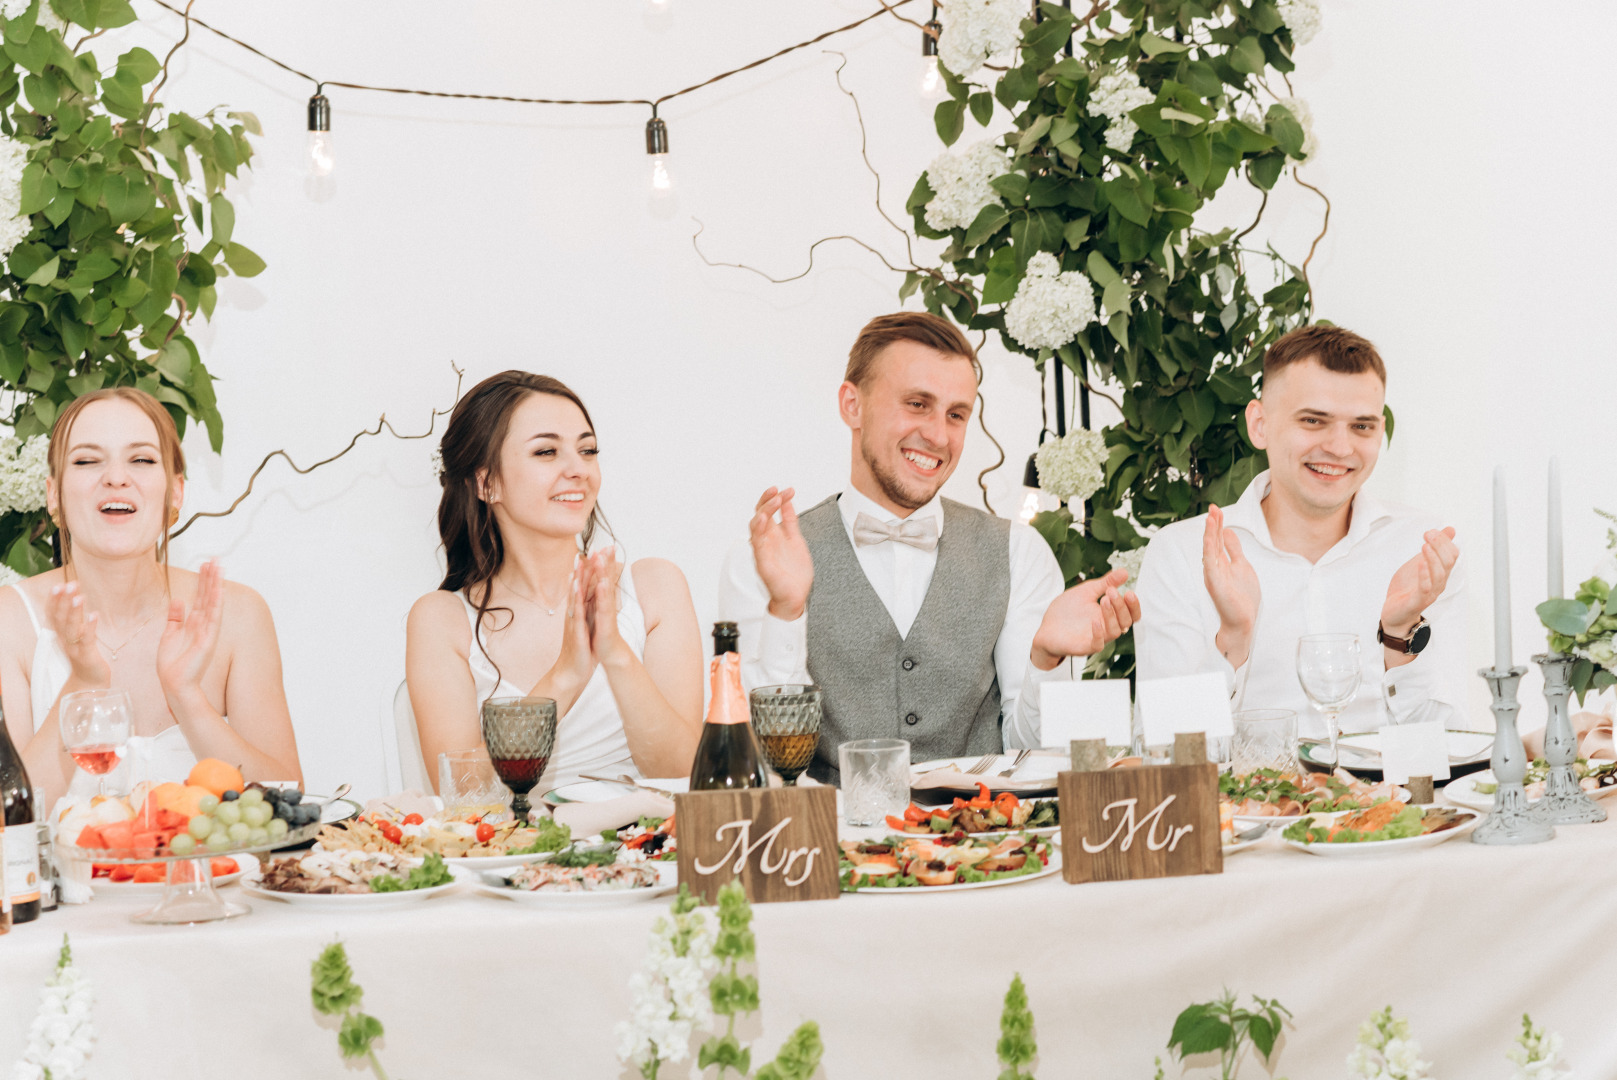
[47,581,111,688]
[1030,566,1142,670]
[1382,527,1458,637]
[750,486,813,621]
[549,560,598,696]
[156,559,225,707]
[581,548,635,668]
[1202,504,1261,669]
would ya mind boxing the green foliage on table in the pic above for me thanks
[310,942,390,1080]
[696,880,824,1080]
[910,0,1321,676]
[1167,990,1290,1080]
[0,0,260,575]
[996,973,1038,1079]
[1537,512,1617,701]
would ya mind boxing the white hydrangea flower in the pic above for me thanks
[13,940,95,1080]
[1004,251,1097,352]
[1277,0,1321,46]
[0,563,18,588]
[923,139,1009,232]
[1348,1007,1431,1080]
[1108,546,1144,592]
[430,445,445,481]
[1508,1014,1572,1080]
[937,0,1025,80]
[0,133,31,259]
[1087,69,1154,153]
[1583,636,1617,670]
[1276,95,1319,160]
[615,900,719,1073]
[1035,428,1106,504]
[0,433,50,515]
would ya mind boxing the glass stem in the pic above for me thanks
[1325,709,1341,771]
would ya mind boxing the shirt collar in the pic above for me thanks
[1222,469,1397,557]
[839,485,945,537]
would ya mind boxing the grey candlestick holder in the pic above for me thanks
[1472,665,1554,845]
[1529,652,1608,825]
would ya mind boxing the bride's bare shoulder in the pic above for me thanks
[408,588,471,640]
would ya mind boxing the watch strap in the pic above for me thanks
[1378,617,1429,655]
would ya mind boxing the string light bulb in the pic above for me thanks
[1020,453,1042,523]
[645,111,675,218]
[920,8,945,101]
[305,87,335,201]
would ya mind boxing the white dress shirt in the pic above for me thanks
[1134,470,1469,738]
[717,486,1072,749]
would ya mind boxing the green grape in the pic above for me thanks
[169,833,198,856]
[187,815,215,840]
[206,832,236,852]
[266,818,289,839]
[238,788,265,807]
[247,827,270,847]
[242,803,273,828]
[214,802,242,827]
[227,821,251,843]
[197,794,220,814]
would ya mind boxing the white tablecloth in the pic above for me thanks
[5,815,1617,1078]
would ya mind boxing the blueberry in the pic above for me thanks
[263,787,282,804]
[296,805,320,826]
[221,790,239,801]
[273,802,294,822]
[281,789,302,806]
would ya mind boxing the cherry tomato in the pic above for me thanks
[475,822,496,843]
[402,813,424,826]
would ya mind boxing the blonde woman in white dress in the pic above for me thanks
[406,371,702,792]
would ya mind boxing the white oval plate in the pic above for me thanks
[841,822,1060,844]
[542,778,687,805]
[1229,787,1410,827]
[1444,771,1617,812]
[846,846,1062,894]
[240,872,462,908]
[91,853,256,894]
[1281,810,1480,856]
[471,860,678,906]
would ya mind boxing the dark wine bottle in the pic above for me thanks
[688,624,767,791]
[0,704,41,924]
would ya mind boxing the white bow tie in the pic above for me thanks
[852,512,939,551]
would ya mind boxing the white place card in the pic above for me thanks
[1040,679,1133,748]
[1379,720,1451,783]
[1136,673,1234,747]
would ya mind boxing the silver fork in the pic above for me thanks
[963,753,999,775]
[995,749,1032,777]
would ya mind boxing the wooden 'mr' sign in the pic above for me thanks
[1058,763,1222,884]
[674,786,840,904]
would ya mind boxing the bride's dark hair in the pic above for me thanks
[436,371,610,666]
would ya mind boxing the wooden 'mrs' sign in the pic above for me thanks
[1058,763,1222,884]
[674,786,840,904]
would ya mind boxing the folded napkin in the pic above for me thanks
[552,791,676,838]
[910,770,1056,794]
[1524,711,1615,761]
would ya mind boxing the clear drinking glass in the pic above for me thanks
[1296,634,1362,771]
[480,696,558,823]
[1232,709,1305,777]
[838,738,910,827]
[750,685,822,786]
[59,688,133,795]
[438,748,512,821]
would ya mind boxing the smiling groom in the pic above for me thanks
[718,312,1139,783]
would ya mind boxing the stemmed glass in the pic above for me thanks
[750,685,822,786]
[1295,634,1362,772]
[480,696,557,823]
[59,688,133,795]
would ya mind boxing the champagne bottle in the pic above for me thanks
[688,623,767,791]
[0,705,41,924]
[1,823,10,935]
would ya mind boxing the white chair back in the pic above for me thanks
[393,680,431,792]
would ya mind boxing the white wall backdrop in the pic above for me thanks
[75,0,1613,799]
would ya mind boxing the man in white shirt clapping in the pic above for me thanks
[1135,324,1466,737]
[719,312,1139,781]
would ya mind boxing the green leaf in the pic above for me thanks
[1101,277,1130,317]
[115,45,160,84]
[990,173,1030,205]
[222,242,266,278]
[934,99,965,146]
[1169,1007,1232,1057]
[23,254,58,285]
[1140,32,1191,57]
[1247,1013,1278,1059]
[1062,215,1091,249]
[755,1022,824,1080]
[1537,598,1595,637]
[336,1012,384,1060]
[310,943,363,1016]
[1086,250,1121,288]
[1228,36,1268,75]
[969,91,994,128]
[1383,404,1395,443]
[1160,107,1205,125]
[208,193,234,245]
[964,203,1011,249]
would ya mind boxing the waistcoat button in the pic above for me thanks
[904,713,919,726]
[902,658,916,671]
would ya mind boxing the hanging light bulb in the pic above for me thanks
[920,9,945,101]
[646,112,675,219]
[1020,453,1042,523]
[305,87,335,202]
[643,0,672,29]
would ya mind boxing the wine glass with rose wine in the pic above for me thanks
[480,696,558,822]
[59,688,133,795]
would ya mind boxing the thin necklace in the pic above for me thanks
[97,608,161,661]
[500,577,567,617]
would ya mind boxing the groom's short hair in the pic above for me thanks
[845,312,979,387]
[1263,323,1386,386]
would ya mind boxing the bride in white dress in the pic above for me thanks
[405,372,702,791]
[0,388,303,808]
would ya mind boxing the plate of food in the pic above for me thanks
[612,816,677,862]
[1444,758,1617,811]
[242,851,460,907]
[1221,768,1406,825]
[1218,806,1268,855]
[860,786,1059,842]
[313,813,574,870]
[470,845,678,906]
[90,854,253,893]
[543,778,686,805]
[1299,730,1495,780]
[909,754,1068,798]
[1281,802,1479,856]
[839,832,1059,892]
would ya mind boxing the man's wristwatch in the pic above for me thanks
[1377,617,1431,655]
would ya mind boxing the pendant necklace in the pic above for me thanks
[502,578,566,617]
[97,608,160,661]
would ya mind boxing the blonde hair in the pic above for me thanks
[48,388,187,569]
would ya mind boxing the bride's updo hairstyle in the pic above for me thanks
[47,387,187,569]
[435,370,609,610]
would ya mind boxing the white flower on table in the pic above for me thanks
[1508,1014,1572,1080]
[1087,69,1155,153]
[923,139,1009,233]
[1034,428,1106,506]
[1347,1006,1431,1080]
[936,0,1025,81]
[1004,251,1098,353]
[11,936,95,1080]
[615,898,718,1074]
[1277,0,1322,46]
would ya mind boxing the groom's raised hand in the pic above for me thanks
[1030,566,1141,670]
[750,486,814,622]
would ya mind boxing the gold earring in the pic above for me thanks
[169,506,180,527]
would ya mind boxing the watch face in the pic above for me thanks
[1409,622,1432,655]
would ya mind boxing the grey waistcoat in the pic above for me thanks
[799,495,1012,783]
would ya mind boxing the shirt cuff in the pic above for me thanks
[1006,658,1075,749]
[754,611,810,685]
[1381,658,1437,723]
